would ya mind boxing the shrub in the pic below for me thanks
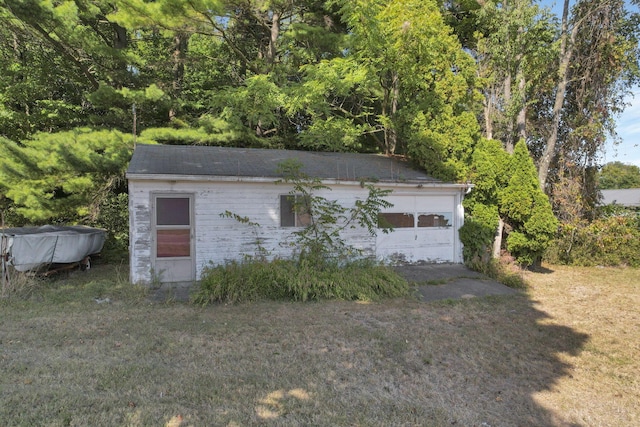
[499,141,558,266]
[191,258,409,304]
[545,213,640,267]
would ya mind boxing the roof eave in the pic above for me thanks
[126,173,473,189]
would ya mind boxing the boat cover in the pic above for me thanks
[0,225,106,272]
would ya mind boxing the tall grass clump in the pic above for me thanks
[192,258,409,304]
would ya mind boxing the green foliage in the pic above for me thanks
[598,161,640,189]
[460,138,509,263]
[276,159,393,264]
[545,213,640,267]
[325,0,481,166]
[139,123,245,146]
[462,139,557,267]
[500,141,558,265]
[0,128,135,222]
[192,258,409,304]
[91,192,129,262]
[458,217,496,267]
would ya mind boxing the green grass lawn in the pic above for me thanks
[1,263,638,426]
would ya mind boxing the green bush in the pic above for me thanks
[191,258,409,304]
[459,216,497,267]
[545,214,640,267]
[91,192,129,262]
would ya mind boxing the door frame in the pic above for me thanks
[151,192,195,283]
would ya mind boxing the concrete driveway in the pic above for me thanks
[394,263,521,302]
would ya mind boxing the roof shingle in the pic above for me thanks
[126,144,440,184]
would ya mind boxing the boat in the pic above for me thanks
[0,225,107,272]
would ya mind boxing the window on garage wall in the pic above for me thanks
[280,195,312,227]
[378,212,415,228]
[417,213,452,228]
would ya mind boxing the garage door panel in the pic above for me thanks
[377,195,456,263]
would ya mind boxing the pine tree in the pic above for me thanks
[500,141,558,265]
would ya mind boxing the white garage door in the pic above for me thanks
[376,195,456,263]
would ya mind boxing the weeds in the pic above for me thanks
[192,258,409,304]
[0,269,45,299]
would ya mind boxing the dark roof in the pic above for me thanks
[601,189,640,207]
[126,144,440,183]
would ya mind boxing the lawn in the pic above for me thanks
[0,263,638,426]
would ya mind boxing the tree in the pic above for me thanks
[598,161,640,189]
[0,129,136,223]
[474,0,555,153]
[500,141,558,265]
[290,0,480,180]
[110,0,348,146]
[446,0,639,225]
[460,138,510,263]
[535,0,639,191]
[461,139,558,266]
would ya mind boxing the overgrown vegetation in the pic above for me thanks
[1,0,638,271]
[276,159,392,264]
[0,129,136,258]
[545,211,640,267]
[1,262,144,302]
[192,258,409,304]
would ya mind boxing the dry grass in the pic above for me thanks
[0,263,638,426]
[521,265,640,426]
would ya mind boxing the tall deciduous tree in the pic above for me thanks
[535,0,638,192]
[474,0,555,153]
[290,0,480,180]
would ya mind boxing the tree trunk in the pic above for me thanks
[516,69,527,143]
[384,71,399,155]
[483,83,495,140]
[503,71,514,153]
[265,12,280,66]
[538,0,577,188]
[169,32,189,121]
[493,217,504,259]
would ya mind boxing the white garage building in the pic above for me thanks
[126,144,470,284]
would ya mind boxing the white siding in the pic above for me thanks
[128,179,465,284]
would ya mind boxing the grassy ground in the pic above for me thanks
[0,263,638,426]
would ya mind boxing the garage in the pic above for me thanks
[376,194,462,263]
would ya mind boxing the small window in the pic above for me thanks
[280,195,311,227]
[157,197,190,225]
[378,212,415,228]
[418,213,452,228]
